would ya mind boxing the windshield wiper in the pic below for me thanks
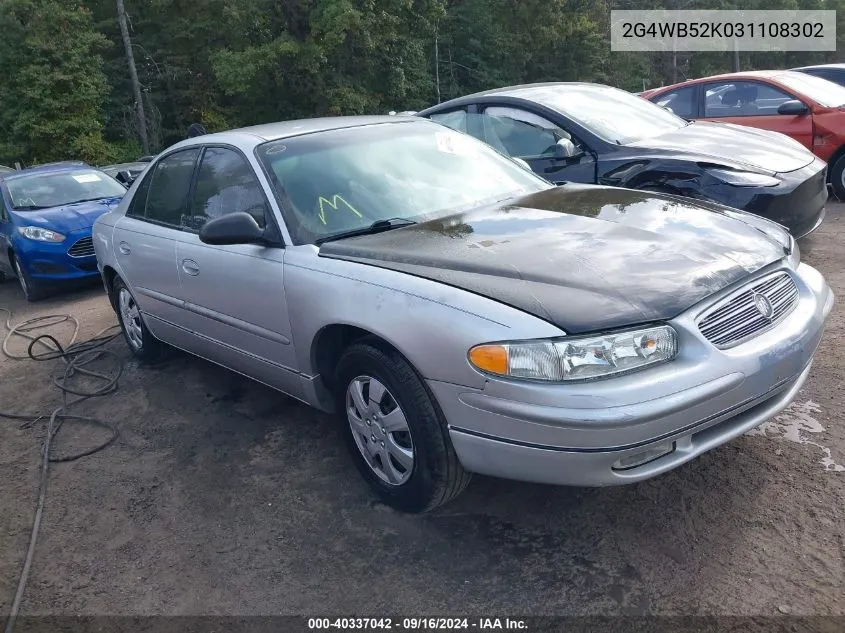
[65,197,117,205]
[12,205,48,211]
[315,217,417,245]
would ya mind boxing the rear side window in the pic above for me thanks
[430,110,468,133]
[144,149,200,227]
[654,86,697,118]
[185,147,269,231]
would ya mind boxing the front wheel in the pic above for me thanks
[13,254,47,302]
[830,155,845,201]
[335,341,471,512]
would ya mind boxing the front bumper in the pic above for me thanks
[705,158,827,238]
[15,231,99,282]
[429,262,833,486]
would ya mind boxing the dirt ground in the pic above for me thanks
[0,205,843,620]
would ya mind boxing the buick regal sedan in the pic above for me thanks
[418,82,827,237]
[93,117,833,511]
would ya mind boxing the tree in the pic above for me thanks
[0,0,112,165]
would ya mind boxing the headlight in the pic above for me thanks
[468,325,678,382]
[17,226,66,242]
[708,168,780,188]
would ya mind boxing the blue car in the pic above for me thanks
[0,163,126,301]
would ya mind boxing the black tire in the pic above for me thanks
[112,276,164,362]
[12,253,47,302]
[335,341,471,512]
[830,155,845,201]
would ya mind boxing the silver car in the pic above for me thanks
[93,116,834,512]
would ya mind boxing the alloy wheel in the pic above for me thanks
[118,288,144,350]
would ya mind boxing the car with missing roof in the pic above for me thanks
[417,82,827,238]
[93,116,833,511]
[0,163,127,300]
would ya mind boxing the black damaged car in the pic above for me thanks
[417,83,827,237]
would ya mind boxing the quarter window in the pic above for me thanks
[144,148,200,226]
[126,169,153,218]
[186,147,268,231]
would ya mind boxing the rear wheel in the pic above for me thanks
[830,155,845,201]
[13,254,47,302]
[113,276,164,362]
[335,341,471,512]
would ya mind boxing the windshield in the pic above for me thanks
[524,85,687,144]
[256,121,552,244]
[777,71,845,107]
[6,169,126,211]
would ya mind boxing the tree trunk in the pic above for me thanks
[116,0,150,154]
[434,24,441,104]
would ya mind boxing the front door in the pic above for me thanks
[174,146,300,397]
[702,80,814,150]
[476,105,597,185]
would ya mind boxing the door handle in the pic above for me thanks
[118,241,131,255]
[181,259,200,276]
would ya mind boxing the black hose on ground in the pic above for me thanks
[0,307,124,633]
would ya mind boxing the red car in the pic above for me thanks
[642,70,845,198]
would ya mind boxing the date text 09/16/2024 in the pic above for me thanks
[307,618,528,630]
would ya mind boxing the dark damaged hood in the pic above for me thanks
[319,185,787,333]
[627,120,814,174]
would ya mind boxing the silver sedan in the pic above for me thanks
[93,116,834,511]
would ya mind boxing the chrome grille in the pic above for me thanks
[68,236,94,257]
[698,272,799,349]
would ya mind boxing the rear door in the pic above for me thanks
[701,80,814,150]
[111,148,200,332]
[174,145,301,396]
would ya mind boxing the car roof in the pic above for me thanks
[648,70,811,94]
[0,162,98,182]
[420,82,619,112]
[163,116,423,154]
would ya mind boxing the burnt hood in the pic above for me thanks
[319,185,787,334]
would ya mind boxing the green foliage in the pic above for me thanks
[0,0,842,164]
[0,0,112,165]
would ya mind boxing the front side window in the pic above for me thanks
[256,120,550,244]
[144,149,200,227]
[186,147,268,231]
[478,107,573,158]
[704,81,793,117]
[5,169,126,211]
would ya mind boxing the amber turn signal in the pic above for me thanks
[468,344,508,375]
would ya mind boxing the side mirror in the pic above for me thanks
[553,138,583,160]
[199,212,265,245]
[777,100,809,115]
[116,170,133,185]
